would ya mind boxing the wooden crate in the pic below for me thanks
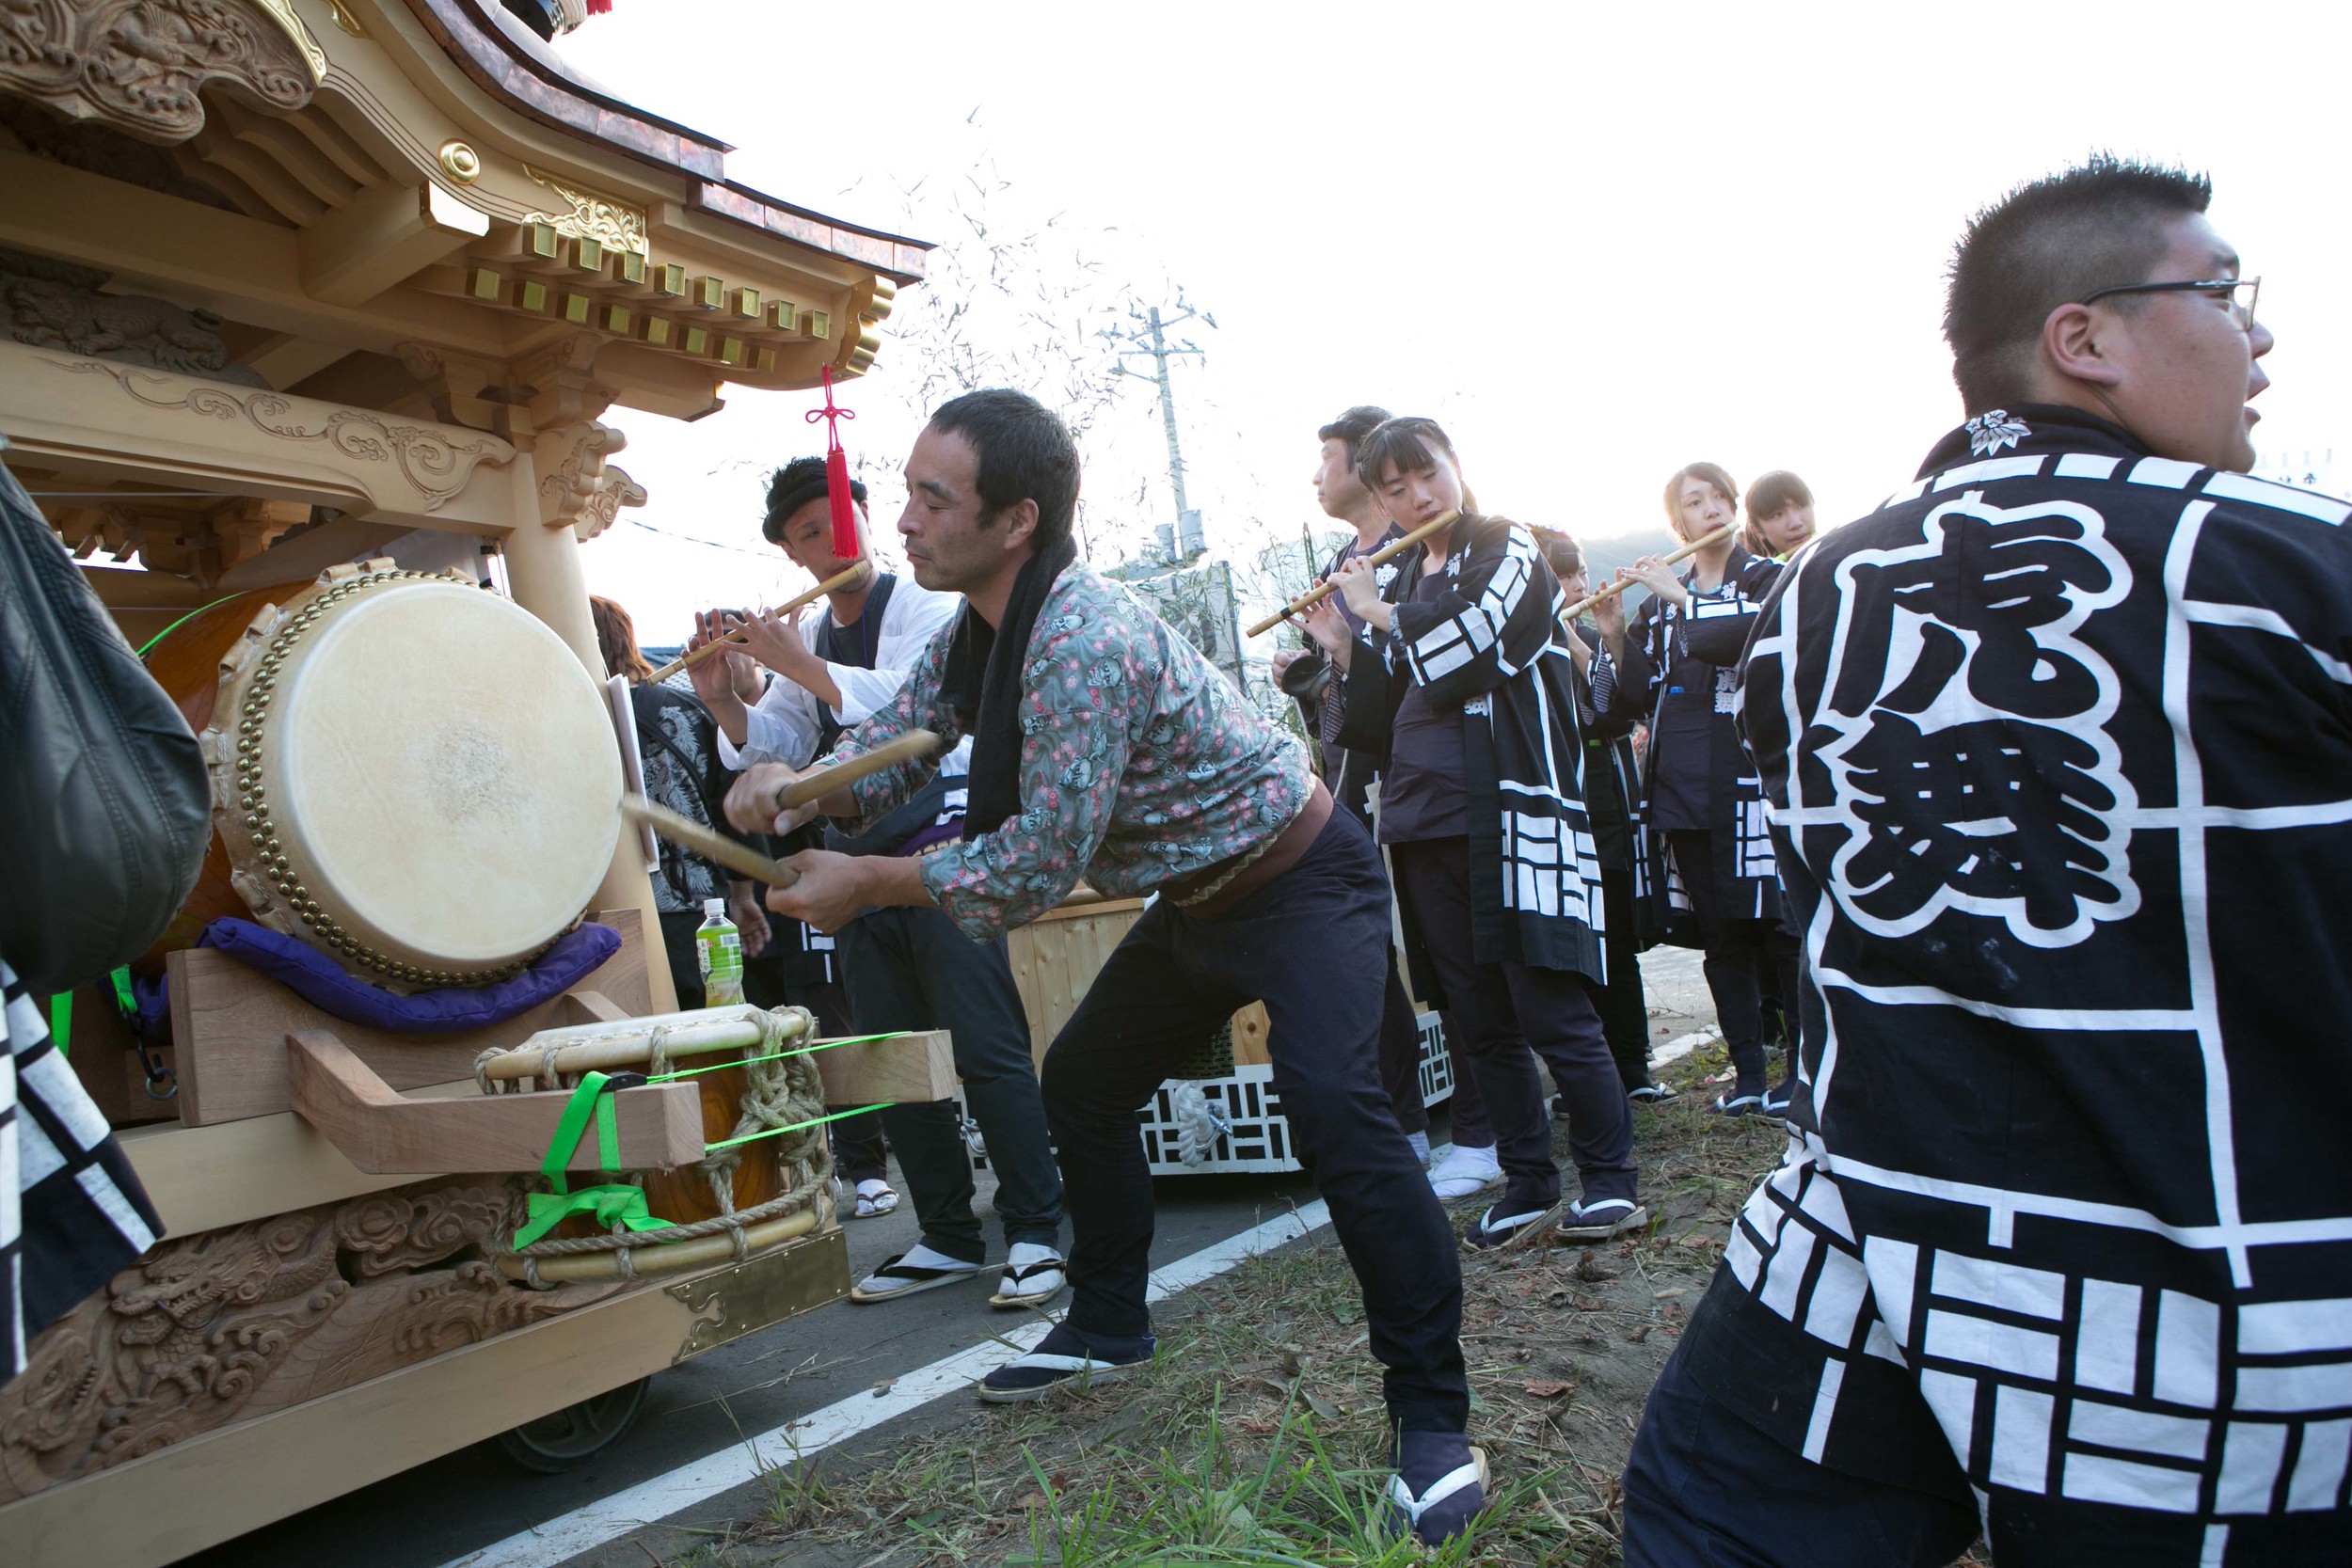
[1005,896,1269,1069]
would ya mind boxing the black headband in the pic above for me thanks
[762,473,868,543]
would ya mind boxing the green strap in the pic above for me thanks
[46,967,138,1061]
[135,595,241,659]
[511,1070,675,1248]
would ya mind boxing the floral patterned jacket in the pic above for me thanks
[829,561,1311,941]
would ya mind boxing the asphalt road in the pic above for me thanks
[181,948,1715,1568]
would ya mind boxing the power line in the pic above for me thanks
[619,516,777,559]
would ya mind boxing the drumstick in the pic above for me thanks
[623,797,802,889]
[1558,521,1739,623]
[769,729,944,812]
[1245,509,1461,638]
[619,731,943,886]
[644,562,872,684]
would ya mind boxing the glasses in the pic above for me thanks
[2079,276,2261,334]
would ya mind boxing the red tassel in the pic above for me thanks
[809,367,859,559]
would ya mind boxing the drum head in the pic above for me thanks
[256,578,620,978]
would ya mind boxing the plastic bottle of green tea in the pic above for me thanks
[695,897,743,1007]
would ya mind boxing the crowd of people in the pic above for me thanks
[579,151,2341,1563]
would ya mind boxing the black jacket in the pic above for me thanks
[1593,544,1788,942]
[1334,513,1608,985]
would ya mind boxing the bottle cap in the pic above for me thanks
[705,897,725,918]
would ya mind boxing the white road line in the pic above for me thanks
[442,1196,1338,1568]
[1652,1026,1720,1071]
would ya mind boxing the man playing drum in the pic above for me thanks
[725,389,1489,1544]
[689,460,1068,1312]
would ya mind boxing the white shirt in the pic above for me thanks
[717,573,971,777]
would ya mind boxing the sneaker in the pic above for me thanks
[1558,1196,1649,1243]
[989,1242,1067,1310]
[1710,1092,1767,1118]
[976,1322,1154,1403]
[1427,1144,1503,1200]
[1628,1082,1678,1104]
[850,1244,982,1303]
[1466,1182,1563,1250]
[1387,1431,1489,1545]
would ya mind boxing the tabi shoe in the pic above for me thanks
[850,1245,982,1303]
[1558,1196,1649,1244]
[989,1242,1068,1310]
[1628,1082,1678,1104]
[849,1179,899,1219]
[1710,1091,1768,1118]
[1466,1183,1563,1251]
[1761,1078,1799,1123]
[1427,1143,1504,1200]
[976,1322,1154,1403]
[1387,1431,1490,1546]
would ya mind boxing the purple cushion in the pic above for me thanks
[195,919,621,1034]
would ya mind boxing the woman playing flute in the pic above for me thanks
[1591,464,1796,1117]
[1327,417,1644,1251]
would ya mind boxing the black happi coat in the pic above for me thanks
[1568,621,1660,948]
[1680,404,2352,1553]
[1595,544,1787,942]
[1333,513,1607,985]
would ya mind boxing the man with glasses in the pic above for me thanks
[1625,157,2352,1564]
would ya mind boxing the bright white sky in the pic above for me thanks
[559,2,2352,645]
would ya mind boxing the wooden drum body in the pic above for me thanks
[145,562,622,990]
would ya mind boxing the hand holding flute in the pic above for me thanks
[1555,521,1739,624]
[1245,508,1461,638]
[645,562,873,684]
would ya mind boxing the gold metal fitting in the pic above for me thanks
[438,141,482,185]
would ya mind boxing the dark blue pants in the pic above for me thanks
[1391,837,1637,1209]
[1624,1335,1979,1568]
[1041,810,1468,1433]
[837,905,1063,1259]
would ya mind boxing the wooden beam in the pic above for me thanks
[211,515,409,588]
[117,1078,477,1238]
[287,1029,702,1174]
[241,334,354,391]
[813,1030,958,1105]
[0,148,506,360]
[169,909,650,1125]
[300,181,489,308]
[76,565,213,609]
[0,338,520,537]
[0,1228,850,1568]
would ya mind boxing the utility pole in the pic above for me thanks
[1105,296,1213,560]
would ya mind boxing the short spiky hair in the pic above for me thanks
[1945,155,2213,413]
[928,388,1081,552]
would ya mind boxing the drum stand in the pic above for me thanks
[4,907,952,1568]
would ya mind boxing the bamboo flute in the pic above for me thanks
[644,562,872,683]
[1557,521,1739,623]
[1245,508,1461,638]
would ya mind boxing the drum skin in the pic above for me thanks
[140,564,622,990]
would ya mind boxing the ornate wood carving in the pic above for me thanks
[50,357,504,511]
[532,418,646,542]
[0,0,322,146]
[0,1177,622,1504]
[1,246,265,383]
